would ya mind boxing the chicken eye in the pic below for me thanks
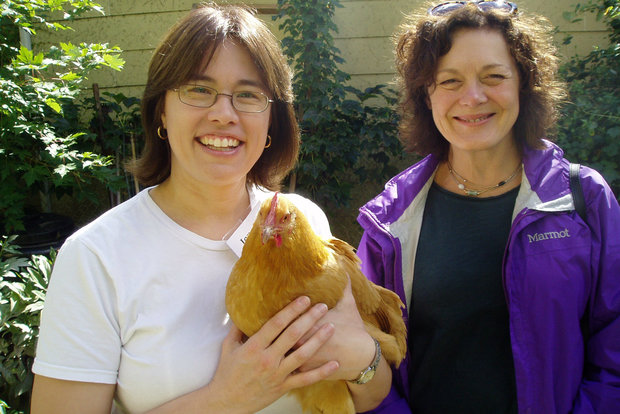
[281,214,290,223]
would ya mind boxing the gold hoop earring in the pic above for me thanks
[157,126,167,139]
[264,135,272,149]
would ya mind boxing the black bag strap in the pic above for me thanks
[569,163,587,222]
[569,163,590,340]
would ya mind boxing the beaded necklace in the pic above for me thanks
[447,160,522,197]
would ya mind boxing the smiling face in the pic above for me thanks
[427,28,520,155]
[160,40,271,189]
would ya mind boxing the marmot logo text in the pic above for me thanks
[527,228,570,243]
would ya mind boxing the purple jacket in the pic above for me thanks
[357,141,620,414]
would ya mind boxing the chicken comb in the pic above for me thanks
[265,191,279,226]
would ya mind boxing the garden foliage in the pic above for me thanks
[274,0,402,207]
[557,0,620,198]
[0,0,125,233]
[0,236,52,414]
[82,91,144,204]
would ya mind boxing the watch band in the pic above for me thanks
[348,337,381,385]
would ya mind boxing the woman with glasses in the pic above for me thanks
[358,1,620,413]
[30,4,392,413]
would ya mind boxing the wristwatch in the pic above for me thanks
[348,337,381,385]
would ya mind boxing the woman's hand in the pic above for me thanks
[296,278,376,382]
[293,278,393,412]
[205,296,340,413]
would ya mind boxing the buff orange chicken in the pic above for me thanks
[225,193,407,414]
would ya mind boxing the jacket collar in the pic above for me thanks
[360,154,439,229]
[513,140,574,220]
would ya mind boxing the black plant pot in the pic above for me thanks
[15,213,75,256]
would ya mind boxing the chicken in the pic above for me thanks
[225,193,407,414]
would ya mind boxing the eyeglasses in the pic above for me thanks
[428,1,517,16]
[174,84,274,113]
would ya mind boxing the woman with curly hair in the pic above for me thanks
[357,1,620,413]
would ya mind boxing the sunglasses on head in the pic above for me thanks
[428,1,518,16]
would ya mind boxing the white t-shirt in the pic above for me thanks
[32,186,332,413]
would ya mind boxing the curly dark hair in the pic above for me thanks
[128,3,298,190]
[395,2,566,158]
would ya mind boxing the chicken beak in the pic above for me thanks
[261,226,274,244]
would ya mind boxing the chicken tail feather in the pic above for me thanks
[372,285,408,366]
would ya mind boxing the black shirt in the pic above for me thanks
[409,183,519,413]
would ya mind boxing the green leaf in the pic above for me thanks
[54,163,76,178]
[45,98,62,113]
[60,72,80,81]
[103,53,125,70]
[22,168,43,187]
[607,126,620,138]
[15,46,33,64]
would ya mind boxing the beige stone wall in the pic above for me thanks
[34,0,610,96]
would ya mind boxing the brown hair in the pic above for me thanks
[395,2,566,158]
[128,3,298,190]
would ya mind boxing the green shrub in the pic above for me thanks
[557,0,620,199]
[0,236,53,414]
[274,0,402,208]
[0,0,125,233]
[82,91,144,203]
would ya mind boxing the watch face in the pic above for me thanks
[358,367,376,384]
